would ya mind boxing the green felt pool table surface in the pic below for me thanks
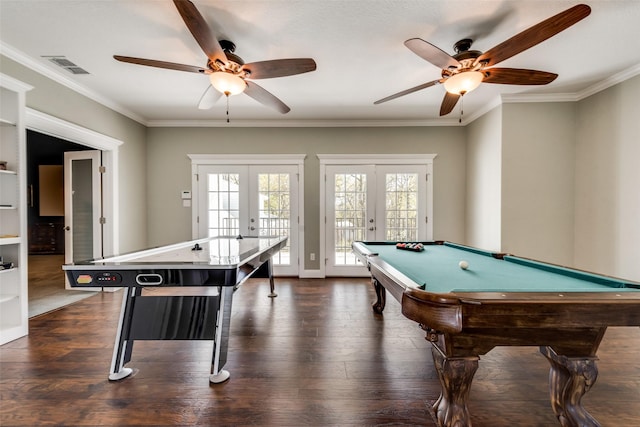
[360,241,638,294]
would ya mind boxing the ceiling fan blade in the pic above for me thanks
[405,38,460,69]
[440,92,460,116]
[198,85,222,109]
[242,58,317,79]
[173,0,226,65]
[113,55,209,74]
[482,68,558,85]
[477,4,591,67]
[373,80,441,105]
[244,81,290,114]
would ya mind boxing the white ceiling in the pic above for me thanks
[1,0,639,126]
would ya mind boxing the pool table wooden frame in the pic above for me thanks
[352,240,640,427]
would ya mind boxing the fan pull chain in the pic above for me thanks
[459,94,464,124]
[225,92,231,123]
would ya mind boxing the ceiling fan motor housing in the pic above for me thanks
[442,39,483,78]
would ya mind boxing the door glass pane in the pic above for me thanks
[385,173,419,241]
[207,173,240,237]
[334,173,367,265]
[71,159,93,262]
[258,173,290,265]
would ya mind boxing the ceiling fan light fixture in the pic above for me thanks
[443,71,483,95]
[209,72,246,96]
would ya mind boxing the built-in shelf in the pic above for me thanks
[0,118,17,127]
[0,73,32,345]
[0,293,19,304]
[0,237,21,245]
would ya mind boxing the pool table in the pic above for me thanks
[352,240,640,427]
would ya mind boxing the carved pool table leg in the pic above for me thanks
[431,345,479,427]
[371,277,386,314]
[540,346,600,427]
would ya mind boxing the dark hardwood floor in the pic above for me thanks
[1,277,639,426]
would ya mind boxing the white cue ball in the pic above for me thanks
[459,260,469,270]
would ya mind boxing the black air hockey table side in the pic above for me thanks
[62,235,287,383]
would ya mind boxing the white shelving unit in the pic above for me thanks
[0,74,32,345]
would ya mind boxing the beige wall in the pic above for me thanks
[574,75,640,281]
[501,102,576,264]
[0,55,148,253]
[465,107,502,251]
[145,126,467,269]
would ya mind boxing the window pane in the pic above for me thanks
[258,173,291,265]
[385,173,419,241]
[334,173,366,265]
[207,173,240,237]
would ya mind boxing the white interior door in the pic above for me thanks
[325,164,428,276]
[196,164,299,276]
[64,150,102,288]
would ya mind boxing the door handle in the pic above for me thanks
[64,226,71,231]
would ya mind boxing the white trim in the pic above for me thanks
[0,73,33,93]
[25,108,121,258]
[150,119,460,128]
[26,109,123,149]
[462,95,503,124]
[188,154,305,165]
[317,153,436,164]
[501,64,640,105]
[502,92,580,104]
[575,63,640,100]
[1,42,146,125]
[299,269,325,279]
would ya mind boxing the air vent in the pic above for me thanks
[42,56,90,75]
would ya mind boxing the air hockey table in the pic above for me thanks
[63,235,287,383]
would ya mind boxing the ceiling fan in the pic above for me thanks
[114,0,316,115]
[374,4,591,116]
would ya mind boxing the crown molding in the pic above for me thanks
[575,63,640,100]
[461,95,503,124]
[501,63,640,105]
[0,41,147,125]
[145,118,460,128]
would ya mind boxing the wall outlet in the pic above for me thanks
[310,253,315,261]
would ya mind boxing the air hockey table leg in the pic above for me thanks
[210,286,233,384]
[108,286,138,381]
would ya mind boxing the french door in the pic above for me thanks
[322,157,433,276]
[194,163,299,276]
[64,150,103,288]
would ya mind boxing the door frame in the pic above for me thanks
[188,154,306,276]
[26,108,122,259]
[318,153,436,277]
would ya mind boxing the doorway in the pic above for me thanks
[190,154,305,277]
[25,110,121,317]
[26,131,97,316]
[319,154,435,277]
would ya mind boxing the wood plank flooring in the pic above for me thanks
[1,277,639,426]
